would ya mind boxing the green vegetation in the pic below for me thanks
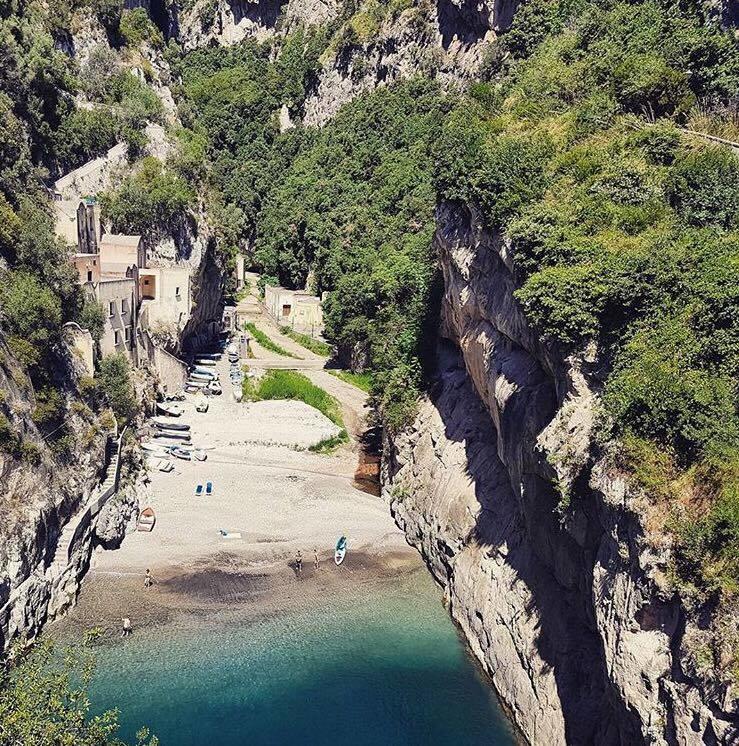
[436,0,739,598]
[0,639,158,745]
[101,158,195,235]
[328,369,373,393]
[242,370,348,451]
[119,8,164,48]
[98,354,137,423]
[279,326,332,357]
[244,322,299,359]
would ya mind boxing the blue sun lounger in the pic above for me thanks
[206,481,213,497]
[194,484,204,497]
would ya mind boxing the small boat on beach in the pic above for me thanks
[335,536,347,566]
[147,457,174,473]
[195,358,217,366]
[196,397,209,413]
[153,418,190,431]
[193,365,217,376]
[141,442,171,456]
[171,446,193,460]
[157,403,183,417]
[186,379,207,390]
[208,380,222,395]
[154,431,192,443]
[196,353,221,362]
[137,507,156,532]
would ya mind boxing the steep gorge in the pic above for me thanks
[384,203,739,744]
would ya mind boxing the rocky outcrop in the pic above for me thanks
[303,0,514,126]
[383,202,738,745]
[0,338,138,651]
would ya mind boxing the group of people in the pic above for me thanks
[294,548,320,575]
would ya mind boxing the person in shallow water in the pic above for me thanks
[296,551,303,574]
[144,569,153,588]
[314,548,319,570]
[121,617,132,637]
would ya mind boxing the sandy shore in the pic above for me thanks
[52,347,420,642]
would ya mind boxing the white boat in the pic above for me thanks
[195,358,217,366]
[171,447,192,460]
[190,373,215,383]
[196,397,209,413]
[233,388,243,402]
[334,536,347,566]
[147,458,174,473]
[193,449,207,461]
[207,380,222,395]
[141,442,171,458]
[185,379,207,389]
[156,403,183,417]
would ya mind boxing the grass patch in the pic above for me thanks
[242,370,349,451]
[329,369,373,393]
[279,326,332,357]
[245,322,300,359]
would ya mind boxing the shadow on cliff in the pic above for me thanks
[427,341,641,745]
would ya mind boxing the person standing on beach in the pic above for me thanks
[121,618,132,638]
[313,548,319,570]
[296,550,303,574]
[144,569,153,588]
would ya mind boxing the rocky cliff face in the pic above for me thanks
[0,337,138,651]
[383,202,738,745]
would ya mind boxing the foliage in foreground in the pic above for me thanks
[0,639,157,746]
[242,370,348,451]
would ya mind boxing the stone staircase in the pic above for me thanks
[51,435,121,573]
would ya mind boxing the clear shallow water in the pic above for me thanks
[90,570,515,746]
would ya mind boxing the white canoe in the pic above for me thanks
[195,358,217,366]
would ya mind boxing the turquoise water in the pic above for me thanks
[90,570,515,745]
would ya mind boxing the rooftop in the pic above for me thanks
[100,234,142,248]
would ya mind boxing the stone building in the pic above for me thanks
[264,284,324,335]
[53,191,192,371]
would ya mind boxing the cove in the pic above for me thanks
[88,569,515,745]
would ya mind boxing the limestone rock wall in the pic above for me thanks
[383,202,738,745]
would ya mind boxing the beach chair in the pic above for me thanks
[194,483,204,497]
[206,481,214,496]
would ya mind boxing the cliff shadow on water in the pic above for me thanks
[411,342,642,744]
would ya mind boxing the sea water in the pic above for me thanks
[90,569,515,745]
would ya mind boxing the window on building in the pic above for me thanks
[175,286,181,299]
[87,270,92,282]
[124,327,130,342]
[109,300,116,317]
[282,304,291,317]
[114,330,121,346]
[121,299,129,316]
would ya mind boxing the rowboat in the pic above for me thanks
[154,431,192,443]
[335,536,347,565]
[156,403,183,417]
[153,417,190,431]
[196,397,209,413]
[171,447,192,460]
[185,379,207,389]
[147,458,174,473]
[137,507,156,532]
[141,442,171,458]
[196,353,221,361]
[192,366,217,377]
[190,372,215,383]
[195,358,217,366]
[208,380,222,395]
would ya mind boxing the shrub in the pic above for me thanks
[669,146,739,229]
[97,354,137,422]
[101,158,194,235]
[119,8,163,48]
[0,271,62,367]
